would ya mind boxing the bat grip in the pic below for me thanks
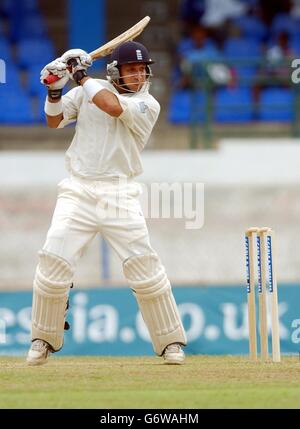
[43,74,60,85]
[43,58,78,85]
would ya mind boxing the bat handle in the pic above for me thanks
[43,58,78,85]
[43,74,60,85]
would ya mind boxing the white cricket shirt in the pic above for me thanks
[58,79,160,180]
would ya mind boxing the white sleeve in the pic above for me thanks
[117,94,160,148]
[57,87,83,129]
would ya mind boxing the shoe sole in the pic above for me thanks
[163,355,185,365]
[26,356,49,366]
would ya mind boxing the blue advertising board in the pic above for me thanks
[0,285,300,356]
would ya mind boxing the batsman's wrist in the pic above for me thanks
[47,88,62,101]
[73,69,87,85]
[82,78,105,101]
[44,98,63,116]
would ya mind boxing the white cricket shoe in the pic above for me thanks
[163,343,185,365]
[26,339,51,366]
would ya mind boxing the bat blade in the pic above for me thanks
[89,16,150,59]
[44,16,151,85]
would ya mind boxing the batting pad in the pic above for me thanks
[123,253,187,355]
[31,251,74,351]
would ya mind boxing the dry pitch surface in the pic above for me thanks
[0,355,300,409]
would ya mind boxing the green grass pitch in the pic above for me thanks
[1,355,300,408]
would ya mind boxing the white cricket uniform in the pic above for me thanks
[43,79,160,266]
[30,79,187,358]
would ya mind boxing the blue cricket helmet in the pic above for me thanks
[109,41,154,66]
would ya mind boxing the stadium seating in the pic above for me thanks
[0,89,35,124]
[27,64,46,96]
[168,90,206,124]
[231,15,268,41]
[0,0,54,124]
[10,13,48,42]
[214,87,253,122]
[17,38,55,69]
[258,88,295,122]
[223,37,261,85]
[1,0,38,15]
[170,5,299,126]
[271,13,300,38]
[290,37,300,55]
[0,38,12,61]
[223,37,261,60]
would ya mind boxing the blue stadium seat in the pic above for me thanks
[0,39,12,61]
[258,88,295,122]
[177,37,218,57]
[232,16,267,41]
[234,64,258,85]
[177,38,195,56]
[271,13,299,37]
[2,0,38,16]
[214,87,253,122]
[3,1,40,41]
[10,13,48,42]
[223,38,261,84]
[17,38,55,69]
[27,64,46,96]
[168,90,206,124]
[290,37,300,55]
[0,90,35,124]
[223,37,262,60]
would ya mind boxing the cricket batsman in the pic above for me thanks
[26,41,187,366]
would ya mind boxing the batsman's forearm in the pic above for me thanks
[91,89,122,117]
[46,112,64,128]
[81,77,123,117]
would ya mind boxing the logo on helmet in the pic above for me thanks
[136,50,143,61]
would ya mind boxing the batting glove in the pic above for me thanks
[60,49,93,85]
[40,58,70,89]
[60,48,93,68]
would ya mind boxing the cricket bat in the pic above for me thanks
[44,16,151,85]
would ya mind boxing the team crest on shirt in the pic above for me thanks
[139,102,148,113]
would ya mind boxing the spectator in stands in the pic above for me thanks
[177,24,223,88]
[201,0,248,27]
[253,30,295,101]
[201,0,249,45]
[265,31,295,77]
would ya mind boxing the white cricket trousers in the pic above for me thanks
[42,175,155,266]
